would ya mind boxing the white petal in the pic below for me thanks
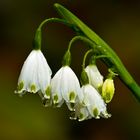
[72,102,91,121]
[61,66,81,103]
[37,51,52,95]
[51,67,64,106]
[17,50,52,95]
[78,107,89,121]
[18,50,39,93]
[85,65,103,89]
[50,66,81,110]
[82,84,107,118]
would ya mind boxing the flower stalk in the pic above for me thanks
[33,18,76,50]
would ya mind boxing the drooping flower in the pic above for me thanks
[76,84,111,121]
[15,50,52,99]
[50,66,81,110]
[102,78,115,103]
[85,64,103,90]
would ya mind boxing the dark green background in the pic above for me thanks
[0,0,140,140]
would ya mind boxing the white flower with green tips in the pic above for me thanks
[77,84,111,120]
[16,50,52,98]
[85,64,103,90]
[50,66,81,110]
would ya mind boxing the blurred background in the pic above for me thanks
[0,0,140,140]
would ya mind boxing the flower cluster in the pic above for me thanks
[15,49,115,121]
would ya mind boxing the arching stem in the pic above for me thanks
[33,18,77,50]
[67,35,96,51]
[82,49,93,69]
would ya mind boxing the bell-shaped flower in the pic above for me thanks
[102,78,115,103]
[15,50,52,98]
[77,84,110,120]
[85,64,103,90]
[50,66,81,110]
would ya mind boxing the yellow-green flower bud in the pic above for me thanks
[102,79,115,103]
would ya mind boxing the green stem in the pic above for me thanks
[94,55,109,59]
[68,35,96,51]
[33,18,75,50]
[54,3,140,101]
[38,18,74,29]
[62,50,71,66]
[82,49,93,69]
[90,55,109,65]
[63,36,94,66]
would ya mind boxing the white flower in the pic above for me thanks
[16,50,52,98]
[102,79,115,103]
[75,84,110,121]
[50,66,81,110]
[85,64,103,90]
